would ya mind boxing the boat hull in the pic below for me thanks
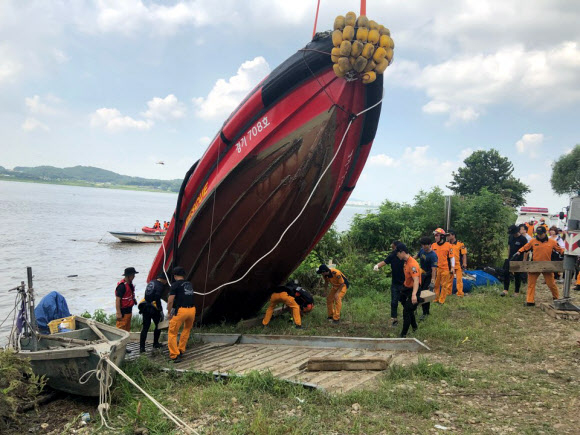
[109,231,164,243]
[18,317,130,397]
[148,33,383,322]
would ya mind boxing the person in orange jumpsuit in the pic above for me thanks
[527,220,536,238]
[167,266,196,363]
[431,228,455,304]
[317,264,349,324]
[447,230,467,297]
[537,218,549,234]
[513,226,564,306]
[262,283,303,329]
[396,243,422,338]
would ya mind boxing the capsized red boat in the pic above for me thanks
[148,30,384,322]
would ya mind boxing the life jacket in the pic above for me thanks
[116,279,135,309]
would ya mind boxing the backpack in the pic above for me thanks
[294,287,314,308]
[144,281,156,303]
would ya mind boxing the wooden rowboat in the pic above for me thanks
[18,316,130,397]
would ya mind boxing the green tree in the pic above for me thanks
[448,149,530,207]
[453,188,516,267]
[550,145,580,195]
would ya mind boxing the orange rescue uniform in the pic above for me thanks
[431,242,454,303]
[527,223,536,238]
[518,237,564,303]
[450,241,467,297]
[403,256,422,288]
[324,268,348,321]
[262,291,301,326]
[168,306,196,359]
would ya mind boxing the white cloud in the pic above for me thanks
[199,136,211,146]
[92,0,211,36]
[143,94,186,121]
[459,148,474,161]
[369,154,399,167]
[22,117,49,132]
[516,133,544,158]
[90,108,153,132]
[193,57,270,121]
[0,44,22,85]
[391,42,580,123]
[25,95,60,115]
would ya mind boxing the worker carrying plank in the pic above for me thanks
[512,226,564,306]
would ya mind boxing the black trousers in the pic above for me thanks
[503,259,523,293]
[420,274,432,315]
[399,287,419,336]
[390,283,403,318]
[140,306,161,350]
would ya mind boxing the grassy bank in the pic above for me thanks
[0,176,177,194]
[8,280,578,434]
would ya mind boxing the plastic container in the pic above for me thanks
[48,316,76,334]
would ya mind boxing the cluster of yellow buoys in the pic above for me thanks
[331,12,394,84]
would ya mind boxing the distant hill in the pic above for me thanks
[1,165,182,192]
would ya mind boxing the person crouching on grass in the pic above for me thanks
[396,244,422,338]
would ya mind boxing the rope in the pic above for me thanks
[191,95,383,298]
[104,357,198,434]
[79,354,114,430]
[312,0,321,38]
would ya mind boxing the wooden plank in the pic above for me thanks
[510,261,563,272]
[306,357,391,371]
[539,302,580,321]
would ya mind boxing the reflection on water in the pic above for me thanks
[0,180,375,339]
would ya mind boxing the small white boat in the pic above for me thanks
[109,231,164,243]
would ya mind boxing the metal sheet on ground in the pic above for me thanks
[126,334,427,393]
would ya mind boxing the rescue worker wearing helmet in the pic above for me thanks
[512,226,564,306]
[115,267,138,332]
[431,229,455,304]
[537,218,549,234]
[447,230,467,297]
[262,282,304,329]
[317,264,349,324]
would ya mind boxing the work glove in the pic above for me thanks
[373,264,379,272]
[429,282,435,291]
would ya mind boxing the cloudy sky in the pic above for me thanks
[1,0,579,214]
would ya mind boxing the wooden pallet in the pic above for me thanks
[539,302,580,321]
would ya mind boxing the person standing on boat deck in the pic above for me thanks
[153,220,161,229]
[374,241,405,327]
[317,264,349,324]
[167,266,196,363]
[396,244,422,338]
[512,226,564,306]
[447,230,467,297]
[139,272,168,353]
[115,267,138,332]
[163,221,169,231]
[416,236,438,321]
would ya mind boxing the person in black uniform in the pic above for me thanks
[167,266,196,363]
[502,225,528,296]
[138,272,168,353]
[374,241,404,326]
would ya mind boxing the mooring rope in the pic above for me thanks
[80,351,198,433]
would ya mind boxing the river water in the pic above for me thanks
[0,180,372,340]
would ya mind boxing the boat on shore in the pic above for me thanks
[148,27,384,322]
[17,316,130,397]
[109,231,164,243]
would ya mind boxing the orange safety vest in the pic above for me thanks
[116,279,136,309]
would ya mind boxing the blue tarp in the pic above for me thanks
[34,291,71,333]
[453,270,500,293]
